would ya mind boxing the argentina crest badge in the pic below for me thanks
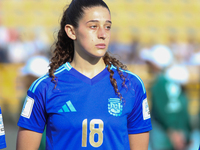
[108,98,123,116]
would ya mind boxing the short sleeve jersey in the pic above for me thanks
[0,107,6,149]
[18,62,152,150]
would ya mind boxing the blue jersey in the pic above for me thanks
[18,62,152,150]
[0,107,6,149]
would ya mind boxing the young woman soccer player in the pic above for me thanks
[17,0,152,149]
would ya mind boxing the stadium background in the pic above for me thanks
[0,0,199,149]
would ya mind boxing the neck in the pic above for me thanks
[70,54,106,79]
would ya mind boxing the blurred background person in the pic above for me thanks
[20,55,49,94]
[140,45,192,150]
[0,18,9,63]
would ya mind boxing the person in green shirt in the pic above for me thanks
[141,45,191,150]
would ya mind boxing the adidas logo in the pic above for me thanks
[58,101,76,112]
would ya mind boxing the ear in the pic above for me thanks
[65,24,76,40]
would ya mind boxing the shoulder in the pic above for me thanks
[29,63,69,94]
[111,66,144,88]
[28,74,51,94]
[125,69,146,94]
[110,65,141,78]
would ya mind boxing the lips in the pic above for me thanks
[95,43,106,49]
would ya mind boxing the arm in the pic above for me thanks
[129,132,149,150]
[16,127,43,150]
[168,130,186,150]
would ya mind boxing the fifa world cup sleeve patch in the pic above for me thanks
[21,96,34,119]
[0,114,5,136]
[142,98,150,120]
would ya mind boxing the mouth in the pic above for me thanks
[95,43,106,49]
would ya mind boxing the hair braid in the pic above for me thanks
[49,9,74,84]
[103,52,128,101]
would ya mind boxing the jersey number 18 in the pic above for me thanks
[82,119,104,147]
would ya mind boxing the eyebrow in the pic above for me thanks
[86,20,112,24]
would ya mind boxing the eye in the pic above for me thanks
[105,25,111,30]
[90,25,97,29]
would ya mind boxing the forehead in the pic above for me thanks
[81,6,111,22]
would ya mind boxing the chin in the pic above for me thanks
[95,51,107,58]
[87,50,106,58]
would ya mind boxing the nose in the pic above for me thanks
[97,27,107,39]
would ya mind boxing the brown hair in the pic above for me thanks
[49,0,127,100]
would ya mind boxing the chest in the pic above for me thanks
[45,81,134,133]
[43,75,138,149]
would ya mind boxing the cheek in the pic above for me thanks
[108,34,111,39]
[76,27,89,41]
[107,34,111,43]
